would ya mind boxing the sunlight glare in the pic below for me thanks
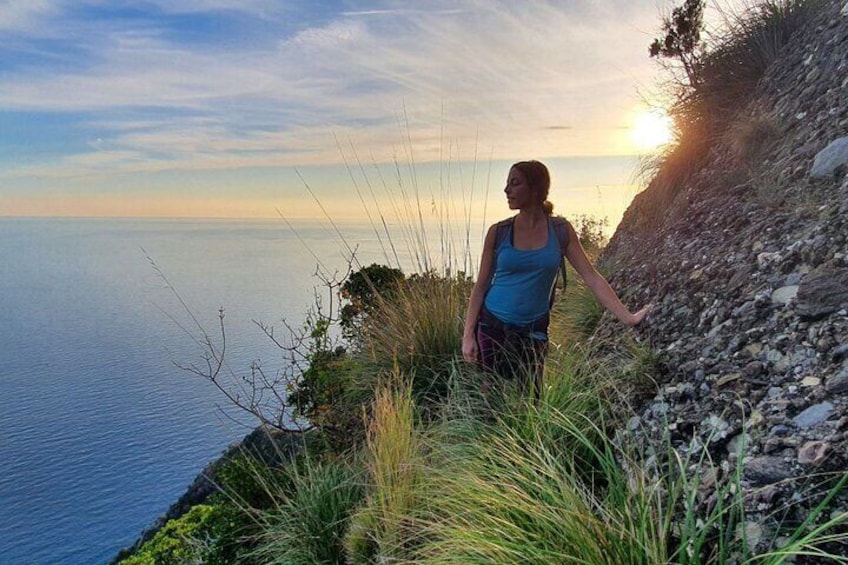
[630,109,673,152]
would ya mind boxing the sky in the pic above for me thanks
[0,0,699,221]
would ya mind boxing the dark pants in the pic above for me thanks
[476,306,549,401]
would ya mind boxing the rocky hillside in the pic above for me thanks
[601,0,848,548]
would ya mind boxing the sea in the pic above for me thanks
[0,216,484,565]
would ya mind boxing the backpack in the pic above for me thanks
[491,215,570,308]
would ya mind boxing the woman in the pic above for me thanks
[461,160,651,399]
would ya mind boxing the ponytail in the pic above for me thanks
[542,200,554,215]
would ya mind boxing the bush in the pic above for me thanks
[120,505,218,565]
[252,459,365,564]
[353,271,473,403]
[340,263,405,335]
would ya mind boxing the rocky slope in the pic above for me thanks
[600,0,848,552]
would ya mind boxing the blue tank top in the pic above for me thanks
[484,219,561,325]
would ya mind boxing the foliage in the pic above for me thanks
[571,214,610,258]
[340,263,405,333]
[120,505,219,565]
[214,451,291,510]
[407,348,660,564]
[644,0,823,221]
[404,347,848,564]
[286,335,355,425]
[275,299,368,449]
[698,0,823,128]
[345,378,428,563]
[176,288,848,565]
[353,271,473,404]
[251,458,365,565]
[199,450,301,564]
[650,0,705,87]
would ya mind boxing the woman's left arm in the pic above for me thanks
[564,222,651,326]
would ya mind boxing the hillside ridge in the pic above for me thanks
[600,0,848,543]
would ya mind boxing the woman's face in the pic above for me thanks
[504,167,533,210]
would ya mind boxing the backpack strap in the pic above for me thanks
[483,217,514,294]
[550,216,571,308]
[493,217,514,256]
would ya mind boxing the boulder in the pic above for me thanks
[810,136,848,178]
[796,265,848,320]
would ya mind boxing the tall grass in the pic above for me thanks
[703,0,824,119]
[551,272,604,345]
[251,458,365,564]
[406,367,848,564]
[409,344,666,565]
[351,273,472,404]
[345,377,429,563]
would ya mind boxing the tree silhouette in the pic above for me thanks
[650,0,705,88]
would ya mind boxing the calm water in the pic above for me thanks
[0,217,464,565]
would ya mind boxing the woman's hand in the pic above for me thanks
[462,334,479,363]
[627,304,654,326]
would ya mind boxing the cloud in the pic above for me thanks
[0,0,57,32]
[0,0,671,182]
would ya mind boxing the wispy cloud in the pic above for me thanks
[0,0,669,184]
[0,0,57,32]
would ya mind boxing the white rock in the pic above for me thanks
[736,521,764,553]
[757,252,782,268]
[771,285,799,305]
[800,376,821,387]
[811,136,848,178]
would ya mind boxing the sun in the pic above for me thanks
[630,109,674,152]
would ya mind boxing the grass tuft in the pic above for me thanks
[345,375,429,563]
[251,458,365,565]
[352,272,473,404]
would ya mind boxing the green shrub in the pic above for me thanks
[353,271,473,403]
[121,505,218,565]
[340,263,405,333]
[215,451,291,509]
[251,458,365,564]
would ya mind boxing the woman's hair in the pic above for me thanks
[512,160,553,215]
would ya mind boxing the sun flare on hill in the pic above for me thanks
[630,109,674,152]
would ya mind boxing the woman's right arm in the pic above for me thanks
[462,224,497,363]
